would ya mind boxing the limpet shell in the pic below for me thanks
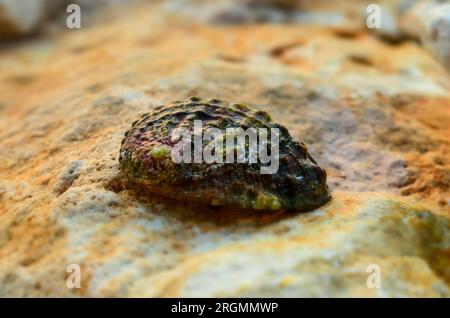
[119,97,330,211]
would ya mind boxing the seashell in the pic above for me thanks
[119,97,330,211]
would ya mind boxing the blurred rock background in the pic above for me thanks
[1,0,449,71]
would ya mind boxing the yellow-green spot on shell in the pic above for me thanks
[253,192,282,210]
[150,145,171,159]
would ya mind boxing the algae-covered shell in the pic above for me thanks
[119,97,330,211]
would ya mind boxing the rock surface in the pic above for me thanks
[0,1,449,297]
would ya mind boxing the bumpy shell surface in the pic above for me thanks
[119,97,330,211]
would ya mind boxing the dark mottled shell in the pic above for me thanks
[119,97,330,211]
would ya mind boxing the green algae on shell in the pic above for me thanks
[119,97,331,211]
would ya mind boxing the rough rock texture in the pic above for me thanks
[0,1,449,297]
